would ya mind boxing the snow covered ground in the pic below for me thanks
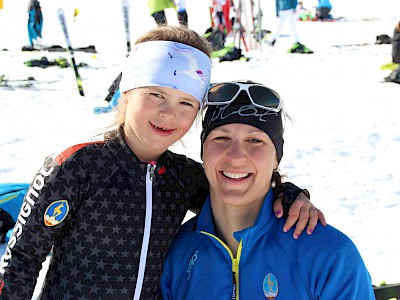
[1,0,400,296]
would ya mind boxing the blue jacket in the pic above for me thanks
[27,0,43,45]
[276,0,297,15]
[161,190,375,299]
[317,0,332,9]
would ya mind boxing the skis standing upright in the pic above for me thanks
[103,0,130,103]
[257,0,262,51]
[122,0,131,56]
[57,8,84,96]
[232,0,249,52]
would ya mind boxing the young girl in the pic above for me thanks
[0,26,323,300]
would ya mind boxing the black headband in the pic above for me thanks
[201,93,284,162]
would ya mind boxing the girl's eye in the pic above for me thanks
[149,93,164,99]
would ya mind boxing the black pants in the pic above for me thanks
[316,7,331,20]
[152,10,167,26]
[215,11,224,26]
[178,11,188,26]
[392,26,400,63]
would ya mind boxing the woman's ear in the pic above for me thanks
[274,155,279,171]
[273,157,279,171]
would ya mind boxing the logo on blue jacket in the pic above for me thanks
[186,250,198,280]
[44,200,69,226]
[263,273,278,299]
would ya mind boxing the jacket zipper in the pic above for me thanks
[133,161,156,300]
[201,231,243,300]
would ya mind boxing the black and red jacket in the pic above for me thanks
[0,128,300,299]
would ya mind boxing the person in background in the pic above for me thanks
[148,0,175,26]
[315,0,332,20]
[222,0,232,33]
[267,0,313,53]
[175,0,188,26]
[161,80,375,299]
[392,19,400,66]
[27,0,43,48]
[211,0,227,33]
[0,26,323,299]
[383,19,400,84]
[297,1,315,21]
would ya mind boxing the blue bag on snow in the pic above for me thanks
[0,183,29,243]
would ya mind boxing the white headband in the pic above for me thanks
[119,41,212,104]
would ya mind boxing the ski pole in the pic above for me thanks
[57,8,85,97]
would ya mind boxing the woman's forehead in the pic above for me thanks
[211,123,265,133]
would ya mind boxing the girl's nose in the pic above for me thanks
[158,103,175,118]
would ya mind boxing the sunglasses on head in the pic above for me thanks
[205,82,282,113]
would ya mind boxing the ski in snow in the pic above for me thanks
[104,72,122,103]
[102,0,130,103]
[57,8,85,96]
[122,0,131,56]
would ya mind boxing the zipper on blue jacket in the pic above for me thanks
[201,231,243,300]
[133,161,156,300]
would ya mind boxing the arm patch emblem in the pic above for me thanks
[44,200,69,226]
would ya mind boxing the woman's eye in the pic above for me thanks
[214,136,229,141]
[180,101,195,107]
[248,138,262,143]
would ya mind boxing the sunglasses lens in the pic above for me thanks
[207,83,240,103]
[249,86,281,109]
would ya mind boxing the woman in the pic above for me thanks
[161,80,375,299]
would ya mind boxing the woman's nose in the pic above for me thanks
[227,140,246,161]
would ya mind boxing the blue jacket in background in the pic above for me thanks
[27,0,43,46]
[317,0,332,9]
[275,0,297,16]
[161,189,375,299]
